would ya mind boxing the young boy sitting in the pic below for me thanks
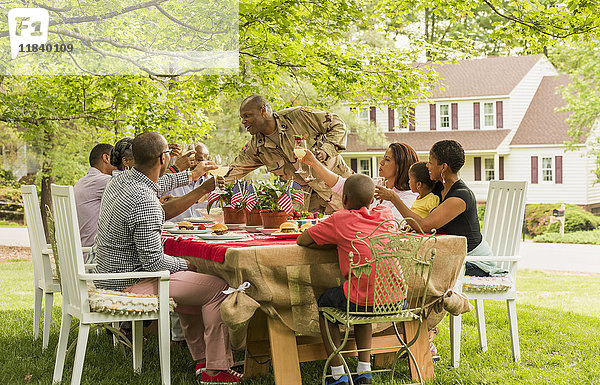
[297,174,395,385]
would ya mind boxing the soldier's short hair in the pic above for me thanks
[241,94,272,115]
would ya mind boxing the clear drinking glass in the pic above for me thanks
[373,177,386,186]
[211,155,229,194]
[294,140,308,174]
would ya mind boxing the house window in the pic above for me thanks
[394,107,407,130]
[350,107,370,124]
[484,158,495,181]
[483,102,494,127]
[440,104,450,128]
[542,157,553,182]
[359,159,371,177]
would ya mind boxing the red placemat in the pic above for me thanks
[163,236,297,263]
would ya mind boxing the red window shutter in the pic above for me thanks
[451,103,458,130]
[429,104,436,131]
[474,157,481,181]
[473,102,480,130]
[555,156,563,184]
[531,156,538,184]
[350,158,358,173]
[496,101,503,128]
[370,106,376,124]
[499,156,504,180]
[409,107,415,131]
[388,107,395,132]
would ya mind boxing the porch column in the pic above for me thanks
[372,155,378,177]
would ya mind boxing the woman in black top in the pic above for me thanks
[375,140,507,277]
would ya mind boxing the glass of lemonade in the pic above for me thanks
[294,139,307,174]
[211,155,229,194]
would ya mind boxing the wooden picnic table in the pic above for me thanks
[163,233,467,384]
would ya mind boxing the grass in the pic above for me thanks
[1,262,600,384]
[534,229,600,245]
[0,220,25,227]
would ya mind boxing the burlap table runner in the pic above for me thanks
[185,235,469,344]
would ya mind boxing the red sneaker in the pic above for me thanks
[195,362,206,376]
[199,369,243,384]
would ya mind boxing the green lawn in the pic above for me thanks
[0,220,25,228]
[1,262,599,384]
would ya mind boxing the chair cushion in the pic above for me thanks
[88,288,175,315]
[462,276,513,292]
[320,306,419,325]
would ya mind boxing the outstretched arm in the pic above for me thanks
[163,178,216,220]
[375,186,466,233]
[301,149,341,188]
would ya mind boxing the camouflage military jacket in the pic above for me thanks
[225,106,353,211]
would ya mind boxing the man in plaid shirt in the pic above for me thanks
[94,131,243,384]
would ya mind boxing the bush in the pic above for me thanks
[477,204,485,222]
[524,203,600,236]
[534,229,600,245]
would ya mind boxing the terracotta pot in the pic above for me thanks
[245,209,263,226]
[223,207,246,224]
[260,210,289,229]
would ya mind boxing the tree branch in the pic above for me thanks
[482,0,600,39]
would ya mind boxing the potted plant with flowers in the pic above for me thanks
[207,182,246,224]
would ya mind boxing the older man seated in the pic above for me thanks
[93,132,243,384]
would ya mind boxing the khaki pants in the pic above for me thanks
[124,271,233,370]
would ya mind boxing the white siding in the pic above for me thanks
[507,147,588,204]
[508,57,558,131]
[586,146,600,205]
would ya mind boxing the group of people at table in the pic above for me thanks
[71,94,506,385]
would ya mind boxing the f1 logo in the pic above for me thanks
[8,8,49,59]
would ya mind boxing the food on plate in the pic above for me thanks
[177,221,194,230]
[287,211,325,220]
[212,223,228,235]
[299,223,313,233]
[280,221,299,233]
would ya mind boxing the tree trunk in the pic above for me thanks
[39,125,55,243]
[39,161,54,243]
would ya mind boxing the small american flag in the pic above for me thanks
[291,181,304,205]
[242,181,249,199]
[277,188,294,214]
[207,191,220,208]
[230,180,244,208]
[245,182,258,212]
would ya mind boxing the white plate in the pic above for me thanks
[184,217,214,224]
[163,222,177,229]
[257,227,279,235]
[166,228,212,235]
[271,231,302,239]
[197,233,248,241]
[224,223,245,231]
[244,225,262,233]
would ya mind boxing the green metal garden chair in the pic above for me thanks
[319,218,436,385]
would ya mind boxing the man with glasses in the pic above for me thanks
[94,132,243,384]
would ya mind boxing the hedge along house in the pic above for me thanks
[342,54,600,214]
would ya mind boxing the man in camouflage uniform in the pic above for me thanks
[224,95,353,213]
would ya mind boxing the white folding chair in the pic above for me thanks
[21,184,60,350]
[450,181,528,368]
[50,184,171,385]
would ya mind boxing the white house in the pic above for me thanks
[342,54,600,214]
